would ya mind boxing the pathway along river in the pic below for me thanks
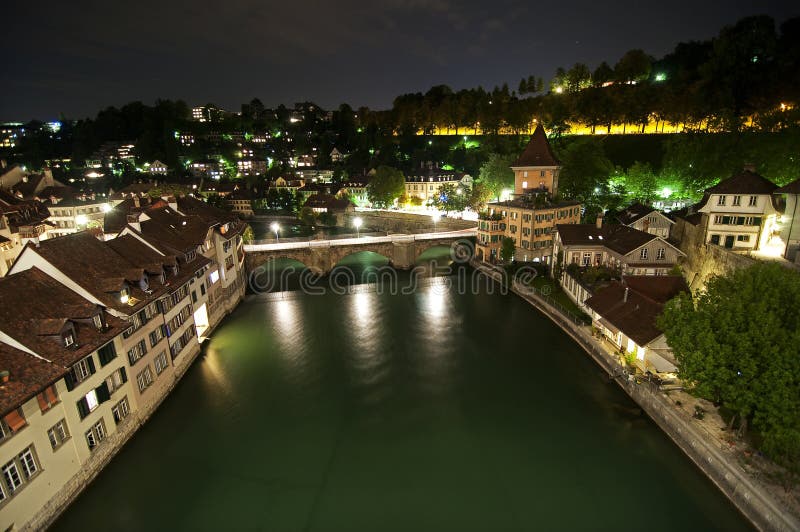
[52,252,750,531]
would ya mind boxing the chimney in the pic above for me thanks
[623,287,629,303]
[743,162,756,173]
[596,212,604,229]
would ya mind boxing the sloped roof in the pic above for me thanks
[0,343,66,418]
[511,124,560,168]
[615,202,673,225]
[584,276,688,346]
[0,267,127,367]
[775,178,800,195]
[555,224,660,255]
[705,169,777,195]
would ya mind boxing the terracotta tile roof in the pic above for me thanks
[584,276,688,346]
[511,124,560,167]
[0,268,127,367]
[556,224,659,255]
[775,178,800,195]
[21,232,149,313]
[705,169,777,195]
[0,343,67,418]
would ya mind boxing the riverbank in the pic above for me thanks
[471,260,799,532]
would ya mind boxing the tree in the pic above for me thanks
[500,237,516,263]
[366,166,405,208]
[478,153,515,199]
[431,183,470,213]
[556,139,615,199]
[660,264,800,475]
[592,62,615,87]
[615,49,653,83]
[624,161,659,203]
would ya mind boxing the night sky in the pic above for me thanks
[3,0,796,120]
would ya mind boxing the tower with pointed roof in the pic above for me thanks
[510,124,561,196]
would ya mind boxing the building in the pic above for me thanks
[191,105,224,123]
[476,125,581,264]
[553,216,685,307]
[330,147,346,163]
[695,165,781,251]
[404,162,472,204]
[303,194,355,222]
[226,187,255,217]
[0,198,247,529]
[236,158,267,177]
[0,191,52,274]
[188,159,224,180]
[0,268,133,531]
[584,275,689,373]
[46,195,111,237]
[614,202,674,238]
[144,160,168,175]
[270,176,304,193]
[336,175,370,207]
[774,178,800,263]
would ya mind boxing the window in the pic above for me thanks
[737,235,751,242]
[93,314,104,330]
[540,170,545,177]
[732,195,741,206]
[522,181,528,189]
[105,367,128,394]
[582,253,591,266]
[97,342,117,366]
[136,366,154,392]
[149,325,166,348]
[112,397,131,425]
[656,248,666,260]
[48,420,70,450]
[749,195,757,206]
[19,448,37,479]
[717,195,726,205]
[68,356,95,387]
[64,333,74,347]
[85,420,107,451]
[127,339,147,365]
[36,385,59,412]
[2,460,23,493]
[640,248,648,259]
[154,351,169,375]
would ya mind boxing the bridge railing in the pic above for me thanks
[250,231,387,246]
[244,228,476,252]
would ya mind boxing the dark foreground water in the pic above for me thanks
[53,260,749,531]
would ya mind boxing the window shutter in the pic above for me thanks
[77,398,89,419]
[65,370,76,391]
[87,356,96,375]
[37,392,49,412]
[96,382,110,403]
[119,367,128,383]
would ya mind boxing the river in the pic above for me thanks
[52,252,750,531]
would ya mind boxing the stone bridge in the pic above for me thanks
[244,230,476,274]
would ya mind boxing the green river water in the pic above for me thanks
[52,252,750,531]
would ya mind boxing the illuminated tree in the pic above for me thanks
[660,263,800,475]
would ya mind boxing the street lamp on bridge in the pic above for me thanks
[271,222,280,242]
[353,217,363,238]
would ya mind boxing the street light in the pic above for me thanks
[353,217,363,238]
[75,214,88,227]
[431,212,441,232]
[270,222,280,242]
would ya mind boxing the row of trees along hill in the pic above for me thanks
[383,16,800,135]
[660,264,800,485]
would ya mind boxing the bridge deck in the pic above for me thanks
[244,228,476,252]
